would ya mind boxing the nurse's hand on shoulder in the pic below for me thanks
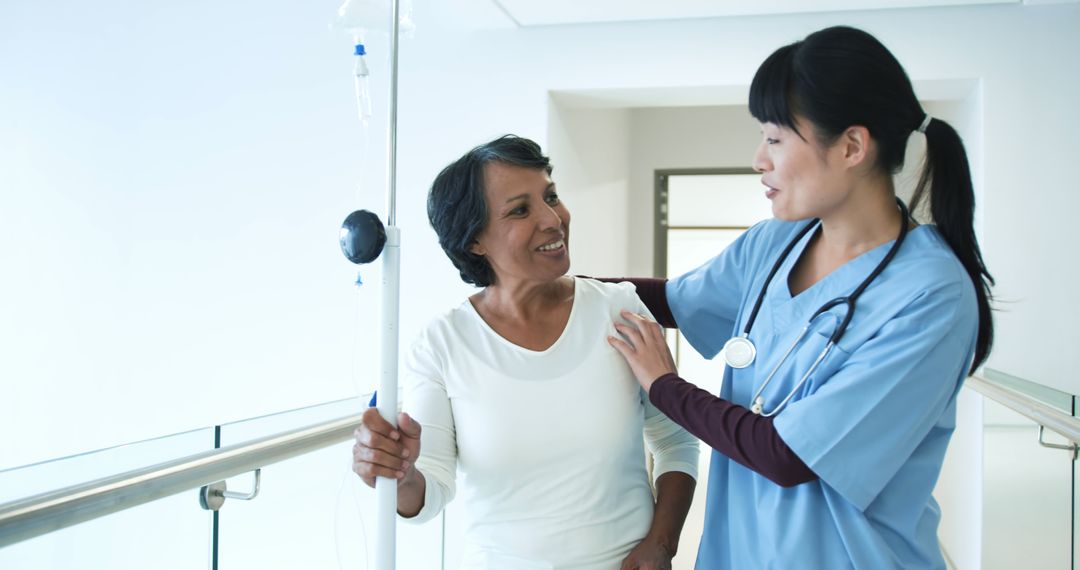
[620,538,674,570]
[609,310,677,394]
[352,408,422,488]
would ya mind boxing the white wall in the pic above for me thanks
[547,104,762,278]
[547,106,631,278]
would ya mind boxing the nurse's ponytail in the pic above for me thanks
[749,25,994,373]
[912,117,994,372]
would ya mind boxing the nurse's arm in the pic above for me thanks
[591,277,679,329]
[649,373,817,488]
[610,313,816,488]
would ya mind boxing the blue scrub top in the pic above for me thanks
[667,219,977,570]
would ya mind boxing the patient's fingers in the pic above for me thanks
[360,407,400,441]
[354,444,411,472]
[356,408,408,458]
[352,457,406,488]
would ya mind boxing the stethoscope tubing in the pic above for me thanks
[750,312,840,416]
[736,198,911,416]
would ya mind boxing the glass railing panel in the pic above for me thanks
[0,427,213,504]
[0,427,215,569]
[982,394,1072,569]
[217,396,366,445]
[216,397,444,569]
[983,368,1072,414]
[0,494,212,570]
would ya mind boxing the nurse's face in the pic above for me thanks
[470,162,571,286]
[752,116,853,222]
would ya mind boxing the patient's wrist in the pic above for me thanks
[645,532,678,557]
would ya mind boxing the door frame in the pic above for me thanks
[653,167,757,277]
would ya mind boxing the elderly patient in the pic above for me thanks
[352,135,699,570]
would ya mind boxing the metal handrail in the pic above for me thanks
[0,413,362,548]
[3,373,1075,549]
[968,374,1080,445]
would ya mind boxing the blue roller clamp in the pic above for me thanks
[368,391,377,408]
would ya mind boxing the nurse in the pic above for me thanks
[607,26,994,569]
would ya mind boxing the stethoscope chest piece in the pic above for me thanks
[722,335,756,369]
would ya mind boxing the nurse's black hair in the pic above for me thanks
[427,134,553,287]
[748,26,994,372]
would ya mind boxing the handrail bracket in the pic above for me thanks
[1038,425,1078,460]
[199,469,262,512]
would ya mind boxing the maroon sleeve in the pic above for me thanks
[590,277,677,329]
[649,373,817,487]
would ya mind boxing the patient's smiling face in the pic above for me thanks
[470,162,571,287]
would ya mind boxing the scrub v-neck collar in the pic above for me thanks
[765,223,900,335]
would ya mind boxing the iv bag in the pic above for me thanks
[334,0,414,40]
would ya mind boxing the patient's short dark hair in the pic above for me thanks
[427,135,552,287]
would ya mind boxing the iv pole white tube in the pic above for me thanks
[375,0,402,567]
[375,231,400,570]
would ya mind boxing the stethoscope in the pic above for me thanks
[722,198,911,417]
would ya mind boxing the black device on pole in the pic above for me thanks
[340,209,387,264]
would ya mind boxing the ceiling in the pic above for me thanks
[490,0,1022,26]
[549,78,978,109]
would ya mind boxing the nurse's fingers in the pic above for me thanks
[622,315,660,347]
[613,323,643,350]
[608,333,634,355]
[619,310,664,340]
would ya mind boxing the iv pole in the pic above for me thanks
[337,0,402,567]
[375,0,402,567]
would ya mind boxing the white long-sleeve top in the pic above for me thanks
[401,277,699,570]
